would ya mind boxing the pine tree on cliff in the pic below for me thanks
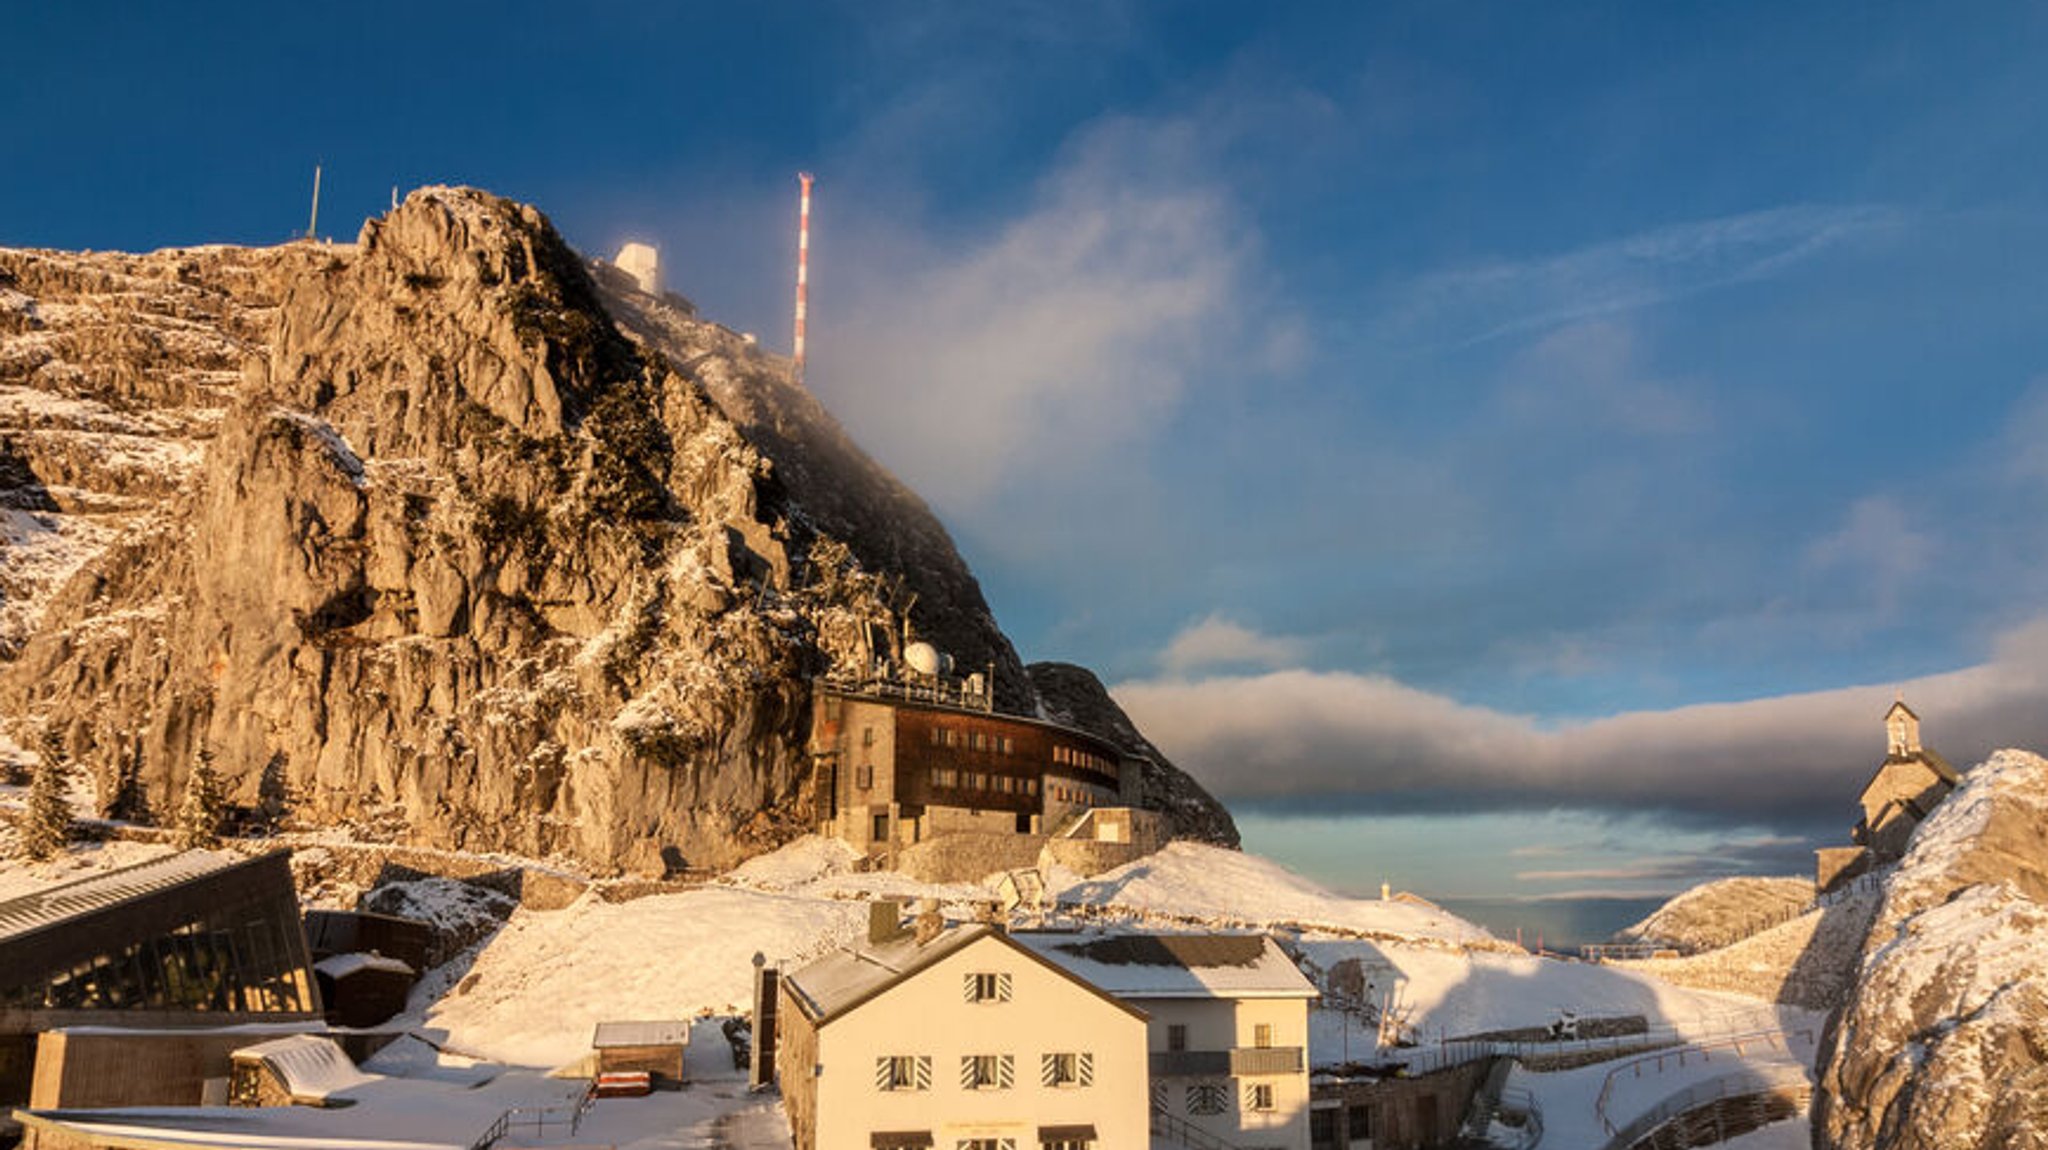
[174,751,225,851]
[21,728,75,861]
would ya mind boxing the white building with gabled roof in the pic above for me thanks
[1017,931,1318,1150]
[776,914,1148,1150]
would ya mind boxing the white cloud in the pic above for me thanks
[1158,614,1309,677]
[1113,616,2048,826]
[813,114,1259,509]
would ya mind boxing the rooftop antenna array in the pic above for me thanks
[306,163,322,241]
[792,171,814,386]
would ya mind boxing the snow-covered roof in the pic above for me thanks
[314,952,415,980]
[782,922,993,1022]
[783,922,1147,1025]
[1015,930,1318,1000]
[230,1034,376,1103]
[592,1020,690,1048]
[0,850,235,942]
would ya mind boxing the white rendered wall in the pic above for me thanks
[810,935,1147,1150]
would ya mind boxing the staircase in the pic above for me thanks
[1459,1056,1514,1138]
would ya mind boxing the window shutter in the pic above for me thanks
[961,1056,977,1089]
[1041,1053,1057,1088]
[876,1057,893,1090]
[996,972,1012,1001]
[1078,1052,1093,1086]
[916,1056,931,1090]
[997,1054,1014,1088]
[964,974,975,1002]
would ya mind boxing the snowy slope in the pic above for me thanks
[416,885,867,1067]
[1053,841,1495,947]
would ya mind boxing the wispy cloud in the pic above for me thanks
[814,114,1261,509]
[1389,204,1906,346]
[1114,616,2048,828]
[1802,496,1934,621]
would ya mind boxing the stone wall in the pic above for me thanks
[893,831,1049,884]
[1042,837,1153,877]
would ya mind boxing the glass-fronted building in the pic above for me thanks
[0,849,319,1021]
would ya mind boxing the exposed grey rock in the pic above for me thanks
[1027,660,1239,847]
[1815,748,2048,1150]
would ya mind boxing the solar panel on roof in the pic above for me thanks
[1051,934,1266,968]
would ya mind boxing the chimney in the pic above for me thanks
[868,900,906,945]
[914,900,945,945]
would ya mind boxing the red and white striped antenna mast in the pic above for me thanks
[792,171,815,386]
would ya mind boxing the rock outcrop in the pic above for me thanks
[0,187,1234,873]
[1617,875,1817,951]
[1028,660,1238,847]
[1815,748,2048,1149]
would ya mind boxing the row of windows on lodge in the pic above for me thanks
[917,725,1116,779]
[1051,745,1114,776]
[925,727,1015,754]
[855,767,1107,808]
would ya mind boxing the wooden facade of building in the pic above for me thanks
[810,687,1134,854]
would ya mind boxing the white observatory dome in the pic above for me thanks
[614,242,661,295]
[904,642,941,677]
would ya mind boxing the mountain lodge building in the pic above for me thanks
[809,683,1139,858]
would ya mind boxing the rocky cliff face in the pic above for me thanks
[1815,748,2048,1149]
[0,187,1232,873]
[1028,661,1238,847]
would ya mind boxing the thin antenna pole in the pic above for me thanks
[307,163,323,241]
[792,171,814,385]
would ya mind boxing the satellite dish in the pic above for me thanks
[905,642,941,676]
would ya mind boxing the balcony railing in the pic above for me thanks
[1150,1047,1304,1077]
[1152,1050,1230,1077]
[1231,1046,1305,1076]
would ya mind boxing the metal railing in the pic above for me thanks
[1380,1005,1786,1080]
[468,1080,598,1150]
[1152,1050,1232,1077]
[1599,1065,1813,1150]
[1586,868,1891,961]
[818,673,994,713]
[1594,1028,1814,1136]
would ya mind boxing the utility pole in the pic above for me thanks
[306,163,322,241]
[792,172,814,385]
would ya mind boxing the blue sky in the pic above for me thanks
[9,3,2048,905]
